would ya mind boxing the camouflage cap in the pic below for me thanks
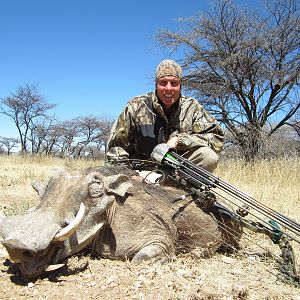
[155,59,182,82]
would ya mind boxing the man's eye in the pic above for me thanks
[171,82,179,87]
[158,81,167,86]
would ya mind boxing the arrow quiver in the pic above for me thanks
[150,143,300,284]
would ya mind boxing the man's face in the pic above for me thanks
[156,76,181,110]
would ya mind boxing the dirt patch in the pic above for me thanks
[1,249,300,299]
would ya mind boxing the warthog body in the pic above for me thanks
[0,165,240,278]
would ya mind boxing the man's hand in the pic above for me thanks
[167,136,179,149]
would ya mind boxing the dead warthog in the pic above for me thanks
[0,165,240,278]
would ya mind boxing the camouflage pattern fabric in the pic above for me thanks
[155,59,182,82]
[106,92,224,161]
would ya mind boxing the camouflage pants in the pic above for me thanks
[182,146,219,173]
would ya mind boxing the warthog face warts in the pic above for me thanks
[0,167,132,278]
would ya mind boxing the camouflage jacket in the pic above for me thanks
[106,92,224,160]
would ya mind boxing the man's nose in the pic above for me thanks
[165,81,172,90]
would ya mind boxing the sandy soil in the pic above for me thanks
[1,244,300,300]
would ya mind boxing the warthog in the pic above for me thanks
[0,165,240,278]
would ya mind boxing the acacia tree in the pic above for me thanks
[156,0,300,161]
[71,115,113,158]
[0,84,56,153]
[0,136,20,155]
[28,117,58,154]
[53,120,78,157]
[18,115,113,158]
[50,115,113,158]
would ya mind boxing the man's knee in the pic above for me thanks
[200,147,219,172]
[183,147,219,173]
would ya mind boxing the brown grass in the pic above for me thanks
[217,157,300,219]
[0,155,101,215]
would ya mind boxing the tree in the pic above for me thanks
[17,114,113,158]
[52,115,113,159]
[52,120,78,158]
[223,124,299,159]
[71,115,113,158]
[0,145,5,155]
[156,0,300,161]
[0,136,20,155]
[28,117,58,154]
[0,84,56,154]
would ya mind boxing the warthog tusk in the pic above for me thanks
[69,222,105,256]
[44,263,65,272]
[54,203,85,242]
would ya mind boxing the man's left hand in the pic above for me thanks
[167,136,179,149]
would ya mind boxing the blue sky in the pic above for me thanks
[0,0,254,138]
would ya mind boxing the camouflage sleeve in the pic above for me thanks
[106,103,134,160]
[176,101,224,154]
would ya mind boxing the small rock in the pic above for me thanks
[137,274,146,282]
[222,256,235,264]
[107,275,117,287]
[248,256,258,263]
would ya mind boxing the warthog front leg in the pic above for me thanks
[131,245,170,263]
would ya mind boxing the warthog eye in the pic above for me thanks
[22,251,33,258]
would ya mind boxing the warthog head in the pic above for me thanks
[0,167,132,278]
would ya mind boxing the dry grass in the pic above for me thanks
[0,154,299,231]
[0,155,299,299]
[0,155,100,215]
[217,157,300,219]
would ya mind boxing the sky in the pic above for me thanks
[0,0,255,138]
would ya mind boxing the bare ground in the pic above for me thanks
[1,240,300,299]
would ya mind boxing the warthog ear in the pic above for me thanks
[103,174,133,197]
[31,181,46,197]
